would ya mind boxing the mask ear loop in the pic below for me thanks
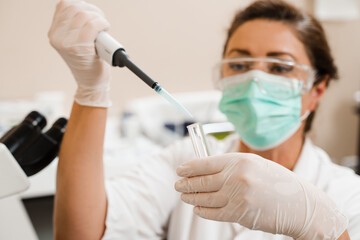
[299,69,316,122]
[300,110,310,121]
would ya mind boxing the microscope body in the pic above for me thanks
[0,143,29,199]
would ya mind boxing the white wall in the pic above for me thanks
[0,0,359,162]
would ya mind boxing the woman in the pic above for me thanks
[49,0,359,239]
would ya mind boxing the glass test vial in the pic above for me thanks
[187,123,210,158]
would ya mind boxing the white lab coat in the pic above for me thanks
[102,135,360,240]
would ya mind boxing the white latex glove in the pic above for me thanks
[48,0,111,107]
[175,153,348,240]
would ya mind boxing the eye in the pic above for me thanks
[270,64,294,74]
[228,62,250,72]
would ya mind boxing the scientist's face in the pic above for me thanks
[224,19,326,116]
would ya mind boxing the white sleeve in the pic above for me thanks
[102,137,195,240]
[338,175,360,239]
[325,165,360,239]
[346,193,360,239]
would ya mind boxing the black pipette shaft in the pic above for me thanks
[110,47,193,118]
[113,49,158,89]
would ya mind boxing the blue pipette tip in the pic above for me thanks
[154,85,194,119]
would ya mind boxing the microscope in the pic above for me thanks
[0,111,67,199]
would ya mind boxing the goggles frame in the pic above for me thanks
[213,57,316,95]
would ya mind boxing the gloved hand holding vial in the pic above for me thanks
[48,0,359,239]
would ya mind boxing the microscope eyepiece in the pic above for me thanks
[25,111,47,129]
[0,111,46,154]
[0,111,68,176]
[45,117,67,141]
[51,117,67,132]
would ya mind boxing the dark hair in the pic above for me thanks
[223,0,338,133]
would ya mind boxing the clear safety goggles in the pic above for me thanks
[213,57,316,99]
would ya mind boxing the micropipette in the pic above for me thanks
[95,32,193,118]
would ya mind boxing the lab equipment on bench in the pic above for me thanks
[0,111,67,199]
[122,91,225,147]
[95,32,193,118]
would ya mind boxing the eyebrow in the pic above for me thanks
[267,51,297,61]
[227,48,297,61]
[227,49,251,56]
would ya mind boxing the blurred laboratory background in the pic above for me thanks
[0,0,360,239]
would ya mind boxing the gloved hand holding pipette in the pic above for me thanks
[49,0,192,117]
[49,0,112,108]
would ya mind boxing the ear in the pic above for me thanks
[308,75,329,111]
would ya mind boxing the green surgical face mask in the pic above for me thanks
[219,70,308,150]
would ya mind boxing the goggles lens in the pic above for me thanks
[213,57,315,98]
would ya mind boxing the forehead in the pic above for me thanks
[225,19,311,65]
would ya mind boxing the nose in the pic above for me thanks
[251,61,268,72]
